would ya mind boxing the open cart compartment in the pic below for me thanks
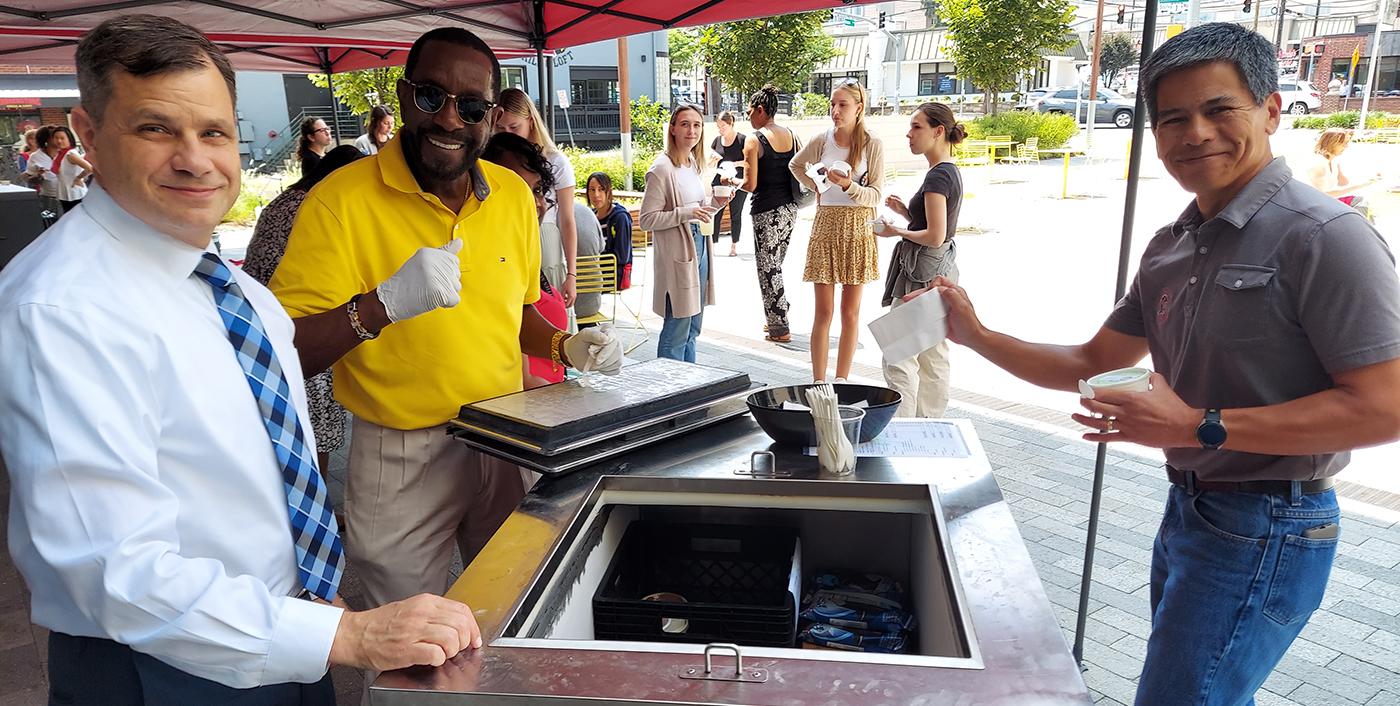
[498,476,979,669]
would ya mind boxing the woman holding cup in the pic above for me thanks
[639,104,731,362]
[877,102,966,417]
[789,81,885,384]
[708,111,747,256]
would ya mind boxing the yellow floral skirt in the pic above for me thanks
[803,204,879,285]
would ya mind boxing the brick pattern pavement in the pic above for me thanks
[1,330,1397,705]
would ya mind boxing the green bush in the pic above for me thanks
[563,146,658,192]
[1292,115,1326,129]
[794,92,831,119]
[965,111,1077,150]
[630,96,670,152]
[1326,111,1360,128]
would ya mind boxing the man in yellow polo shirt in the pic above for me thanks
[270,27,621,608]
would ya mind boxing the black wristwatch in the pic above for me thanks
[1196,408,1227,450]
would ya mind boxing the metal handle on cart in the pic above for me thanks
[735,450,790,478]
[678,642,768,683]
[704,643,743,676]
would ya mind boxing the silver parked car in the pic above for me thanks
[1019,86,1136,128]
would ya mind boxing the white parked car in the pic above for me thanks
[1278,79,1322,115]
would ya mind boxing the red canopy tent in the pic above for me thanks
[0,1,883,73]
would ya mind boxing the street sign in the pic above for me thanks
[557,88,571,110]
[843,18,856,26]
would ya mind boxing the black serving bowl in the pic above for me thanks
[746,383,902,446]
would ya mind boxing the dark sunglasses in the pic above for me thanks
[401,79,495,124]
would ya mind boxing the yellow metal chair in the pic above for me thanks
[1008,136,1040,164]
[574,254,619,327]
[954,140,992,167]
[986,135,1016,162]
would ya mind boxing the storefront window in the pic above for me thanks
[1377,57,1399,93]
[502,67,526,91]
[1331,57,1370,93]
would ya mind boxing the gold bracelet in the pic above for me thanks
[550,330,569,372]
[346,294,379,340]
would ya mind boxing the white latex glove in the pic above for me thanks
[376,238,464,323]
[563,324,623,374]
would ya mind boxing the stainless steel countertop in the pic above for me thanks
[373,416,1091,705]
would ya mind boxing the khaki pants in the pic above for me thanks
[346,416,527,607]
[881,299,952,418]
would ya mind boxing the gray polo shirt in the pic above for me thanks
[1105,157,1400,482]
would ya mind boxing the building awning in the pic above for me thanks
[815,33,868,74]
[880,28,1087,64]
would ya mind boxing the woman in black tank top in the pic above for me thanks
[740,84,798,341]
[708,111,748,255]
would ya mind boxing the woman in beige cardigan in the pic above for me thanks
[639,105,732,362]
[789,82,885,383]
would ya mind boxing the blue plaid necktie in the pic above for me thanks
[193,253,345,601]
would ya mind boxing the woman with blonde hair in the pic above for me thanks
[1306,128,1380,215]
[639,104,732,361]
[877,102,966,417]
[790,81,884,383]
[493,87,579,307]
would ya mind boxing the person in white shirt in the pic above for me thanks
[354,105,395,155]
[0,15,480,705]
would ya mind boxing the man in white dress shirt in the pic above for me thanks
[0,15,481,705]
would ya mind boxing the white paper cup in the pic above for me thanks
[1080,367,1152,398]
[869,217,889,235]
[713,185,734,198]
[642,592,689,633]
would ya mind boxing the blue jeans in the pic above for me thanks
[657,224,708,362]
[1135,483,1340,706]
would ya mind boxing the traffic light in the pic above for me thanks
[1117,5,1125,23]
[878,11,886,29]
[1243,0,1252,12]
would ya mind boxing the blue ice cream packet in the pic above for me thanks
[800,597,916,633]
[799,623,908,653]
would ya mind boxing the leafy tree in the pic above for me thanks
[699,12,839,99]
[669,28,706,75]
[921,0,943,26]
[940,0,1074,113]
[630,95,671,152]
[1099,33,1139,87]
[307,67,403,118]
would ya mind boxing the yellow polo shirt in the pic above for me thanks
[270,135,540,430]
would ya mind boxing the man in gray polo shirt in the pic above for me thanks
[919,23,1400,704]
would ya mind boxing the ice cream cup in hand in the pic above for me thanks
[1078,367,1152,399]
[713,185,734,199]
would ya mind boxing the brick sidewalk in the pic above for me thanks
[2,330,1397,705]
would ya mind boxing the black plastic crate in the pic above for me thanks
[593,522,799,647]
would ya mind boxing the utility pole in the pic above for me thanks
[1254,0,1262,30]
[1358,0,1391,131]
[1275,0,1288,51]
[1087,0,1108,148]
[618,37,633,191]
[1187,0,1201,27]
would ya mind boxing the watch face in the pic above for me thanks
[1199,421,1227,448]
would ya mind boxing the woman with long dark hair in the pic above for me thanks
[297,117,332,173]
[587,171,634,290]
[353,105,394,155]
[242,145,366,473]
[25,125,93,215]
[740,84,799,343]
[877,102,967,417]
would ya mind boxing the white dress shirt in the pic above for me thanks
[0,184,343,688]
